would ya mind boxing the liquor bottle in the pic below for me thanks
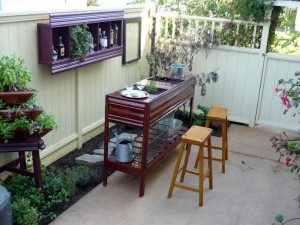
[99,28,102,50]
[114,24,118,46]
[58,36,65,58]
[102,30,107,49]
[110,26,114,47]
[52,45,58,61]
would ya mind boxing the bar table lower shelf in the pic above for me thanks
[0,138,46,188]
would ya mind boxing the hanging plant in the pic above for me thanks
[70,24,93,61]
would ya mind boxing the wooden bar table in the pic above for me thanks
[0,138,46,188]
[103,75,197,197]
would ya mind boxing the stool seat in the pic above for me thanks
[168,126,213,207]
[182,126,212,145]
[207,107,227,121]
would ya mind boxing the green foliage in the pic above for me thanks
[3,166,80,224]
[146,80,158,93]
[0,112,58,142]
[275,214,284,223]
[35,112,59,130]
[0,55,31,92]
[71,24,93,61]
[12,198,39,225]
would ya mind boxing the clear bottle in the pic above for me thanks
[114,24,118,47]
[110,26,114,47]
[99,28,102,50]
[58,36,65,58]
[52,45,58,61]
[102,31,107,49]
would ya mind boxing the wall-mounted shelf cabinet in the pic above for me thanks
[37,10,124,74]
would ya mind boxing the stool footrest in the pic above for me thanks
[204,156,222,162]
[174,184,199,193]
[185,169,211,179]
[204,145,222,150]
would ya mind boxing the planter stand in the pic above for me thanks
[0,138,46,188]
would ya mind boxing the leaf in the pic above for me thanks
[275,214,284,223]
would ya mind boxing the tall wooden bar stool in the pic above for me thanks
[168,126,213,207]
[195,107,228,173]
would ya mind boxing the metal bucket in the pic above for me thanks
[115,133,133,163]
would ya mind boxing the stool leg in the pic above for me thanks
[32,151,42,189]
[225,117,228,160]
[198,145,204,207]
[18,151,27,170]
[207,136,213,190]
[194,151,199,169]
[221,121,226,173]
[168,142,185,198]
[205,118,211,128]
[180,144,192,183]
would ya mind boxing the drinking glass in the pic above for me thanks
[137,82,145,91]
[125,84,134,91]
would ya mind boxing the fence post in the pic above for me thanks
[259,9,272,55]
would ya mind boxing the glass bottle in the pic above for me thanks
[58,36,65,58]
[102,30,107,49]
[110,26,114,47]
[52,45,58,61]
[114,24,118,46]
[99,28,102,50]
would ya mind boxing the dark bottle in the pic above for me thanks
[114,24,118,46]
[58,36,65,58]
[99,28,102,50]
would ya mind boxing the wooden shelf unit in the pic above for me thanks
[37,10,124,74]
[103,75,197,197]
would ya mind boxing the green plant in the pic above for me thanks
[146,80,158,93]
[70,24,93,61]
[0,55,31,92]
[2,166,79,224]
[0,112,58,143]
[12,198,39,225]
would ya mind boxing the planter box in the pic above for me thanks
[0,109,43,121]
[0,92,33,105]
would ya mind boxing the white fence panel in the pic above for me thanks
[257,53,300,130]
[194,49,263,125]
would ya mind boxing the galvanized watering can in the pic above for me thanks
[114,132,133,163]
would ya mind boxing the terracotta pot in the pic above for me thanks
[0,109,43,121]
[13,128,52,140]
[0,91,34,105]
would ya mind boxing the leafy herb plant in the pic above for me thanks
[70,24,93,61]
[0,55,31,92]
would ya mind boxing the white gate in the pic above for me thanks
[256,53,300,130]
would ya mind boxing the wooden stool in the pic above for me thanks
[168,126,213,207]
[0,138,46,188]
[195,107,228,173]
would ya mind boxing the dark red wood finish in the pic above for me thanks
[37,10,124,74]
[103,75,197,196]
[0,138,46,188]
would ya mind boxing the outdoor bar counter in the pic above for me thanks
[103,75,197,197]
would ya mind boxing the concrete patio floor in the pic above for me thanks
[51,124,300,225]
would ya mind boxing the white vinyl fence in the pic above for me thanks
[155,11,300,130]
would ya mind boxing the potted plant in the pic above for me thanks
[70,24,93,62]
[0,55,33,104]
[0,55,58,143]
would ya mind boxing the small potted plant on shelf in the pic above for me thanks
[0,55,58,143]
[70,24,93,62]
